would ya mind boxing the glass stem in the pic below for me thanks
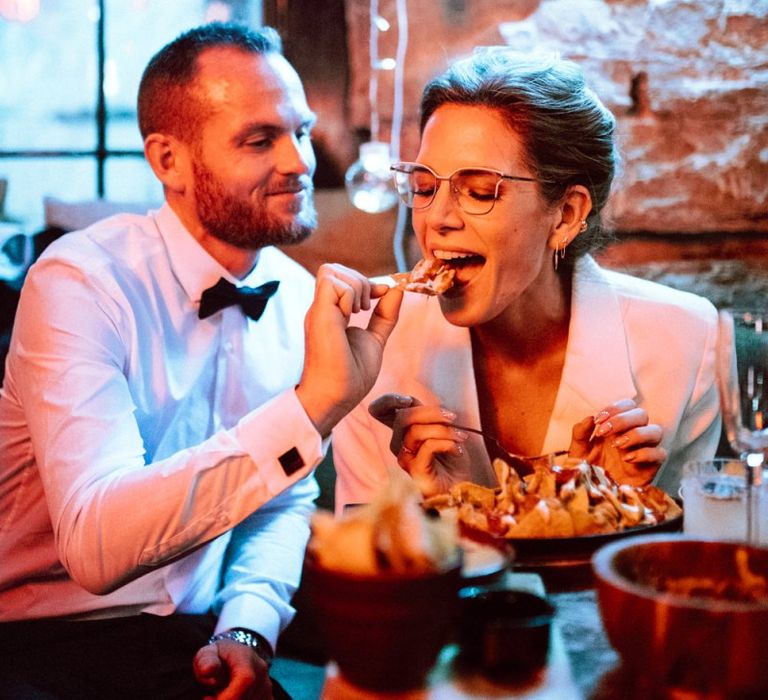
[745,452,764,544]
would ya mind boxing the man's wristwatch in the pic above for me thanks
[208,628,274,667]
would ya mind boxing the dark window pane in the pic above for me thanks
[105,0,212,151]
[104,157,162,206]
[1,158,97,232]
[0,0,97,151]
[0,0,264,234]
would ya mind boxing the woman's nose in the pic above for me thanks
[423,179,463,231]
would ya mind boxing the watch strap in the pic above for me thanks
[208,628,274,666]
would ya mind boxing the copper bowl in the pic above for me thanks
[592,534,768,697]
[302,559,462,692]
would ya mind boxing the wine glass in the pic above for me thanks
[717,309,768,457]
[716,308,768,542]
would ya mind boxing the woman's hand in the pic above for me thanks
[368,393,470,497]
[569,399,666,487]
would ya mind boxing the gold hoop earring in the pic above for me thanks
[553,236,568,271]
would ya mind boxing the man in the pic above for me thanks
[0,23,402,699]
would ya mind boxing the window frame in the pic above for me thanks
[0,0,144,199]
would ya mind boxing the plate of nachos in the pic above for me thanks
[422,457,683,579]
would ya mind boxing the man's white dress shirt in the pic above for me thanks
[0,203,322,650]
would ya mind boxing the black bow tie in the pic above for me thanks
[198,278,280,321]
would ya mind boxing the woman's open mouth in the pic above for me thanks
[433,249,485,287]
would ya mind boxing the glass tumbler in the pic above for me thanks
[681,458,766,544]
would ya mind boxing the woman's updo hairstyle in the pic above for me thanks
[419,49,619,262]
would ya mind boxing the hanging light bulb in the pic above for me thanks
[346,0,398,213]
[345,141,398,214]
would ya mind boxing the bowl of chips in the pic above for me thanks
[593,534,768,697]
[303,474,462,692]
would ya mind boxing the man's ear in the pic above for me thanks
[547,184,593,252]
[144,133,191,194]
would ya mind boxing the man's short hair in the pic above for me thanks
[137,22,283,142]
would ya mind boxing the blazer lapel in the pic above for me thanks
[542,256,638,452]
[416,301,495,484]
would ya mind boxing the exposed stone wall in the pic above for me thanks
[603,258,768,309]
[344,0,768,235]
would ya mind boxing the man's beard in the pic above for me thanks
[192,160,317,250]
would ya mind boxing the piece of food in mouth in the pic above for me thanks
[391,258,455,295]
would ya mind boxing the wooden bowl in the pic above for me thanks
[592,534,768,697]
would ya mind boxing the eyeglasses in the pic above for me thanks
[390,161,537,215]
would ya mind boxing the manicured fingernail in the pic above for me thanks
[441,409,457,420]
[612,435,629,448]
[394,394,414,405]
[595,421,613,437]
[453,429,469,440]
[593,410,610,424]
[624,453,637,462]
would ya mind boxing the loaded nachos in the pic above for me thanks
[423,457,682,539]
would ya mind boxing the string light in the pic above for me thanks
[344,0,411,271]
[344,0,398,214]
[390,0,410,270]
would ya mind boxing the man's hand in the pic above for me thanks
[193,639,273,700]
[296,264,403,436]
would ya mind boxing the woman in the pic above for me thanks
[332,50,720,508]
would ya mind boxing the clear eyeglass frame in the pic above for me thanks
[390,161,538,216]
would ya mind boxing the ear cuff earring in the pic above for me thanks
[553,221,588,271]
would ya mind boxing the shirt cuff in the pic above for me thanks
[233,388,325,496]
[215,593,286,651]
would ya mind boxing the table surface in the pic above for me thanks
[272,573,642,700]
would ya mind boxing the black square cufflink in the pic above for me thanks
[278,447,305,476]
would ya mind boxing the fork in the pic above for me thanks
[370,394,568,467]
[452,423,568,466]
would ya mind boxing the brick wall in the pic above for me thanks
[343,0,768,235]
